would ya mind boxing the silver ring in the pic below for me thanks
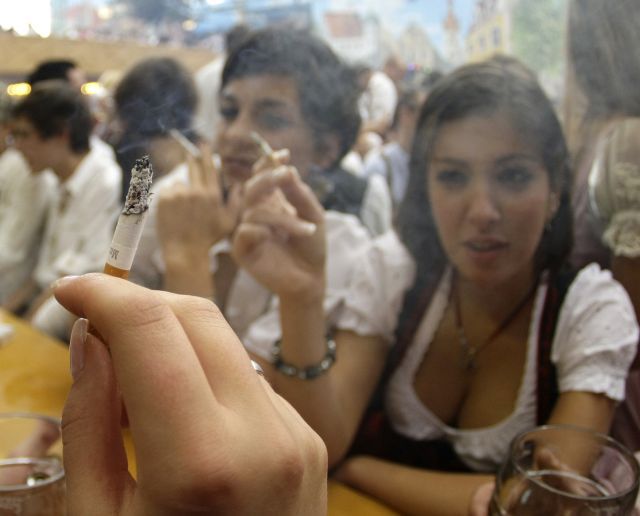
[251,360,265,376]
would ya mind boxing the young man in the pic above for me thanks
[0,89,56,304]
[4,81,121,339]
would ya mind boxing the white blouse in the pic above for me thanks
[383,263,638,472]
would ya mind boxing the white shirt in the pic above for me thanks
[360,173,393,236]
[363,142,410,206]
[130,162,379,351]
[358,71,398,128]
[33,146,122,287]
[348,232,638,471]
[193,57,225,144]
[0,149,56,303]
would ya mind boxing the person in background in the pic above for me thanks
[363,71,443,212]
[3,81,121,340]
[53,273,327,515]
[25,58,117,163]
[563,0,640,452]
[344,63,398,178]
[113,56,199,202]
[192,24,251,146]
[237,57,638,514]
[356,64,398,142]
[0,88,56,304]
[382,55,407,89]
[27,59,87,91]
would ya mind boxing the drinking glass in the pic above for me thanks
[490,424,639,515]
[0,413,64,516]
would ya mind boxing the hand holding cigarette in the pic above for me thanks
[156,141,242,297]
[233,148,326,301]
[250,131,299,218]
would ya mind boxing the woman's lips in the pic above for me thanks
[220,157,254,181]
[463,239,508,263]
[464,239,508,252]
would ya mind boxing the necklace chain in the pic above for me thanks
[453,275,538,371]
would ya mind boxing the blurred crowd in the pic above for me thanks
[1,1,639,512]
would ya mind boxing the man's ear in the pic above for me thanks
[314,134,340,169]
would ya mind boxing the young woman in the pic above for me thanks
[236,57,639,514]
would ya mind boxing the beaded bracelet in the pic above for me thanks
[272,336,337,380]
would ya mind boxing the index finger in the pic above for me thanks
[53,274,219,462]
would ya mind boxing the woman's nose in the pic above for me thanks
[466,183,500,229]
[222,113,252,142]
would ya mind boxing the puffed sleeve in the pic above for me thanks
[590,118,640,257]
[552,264,639,401]
[336,230,415,342]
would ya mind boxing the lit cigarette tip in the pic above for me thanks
[123,156,153,215]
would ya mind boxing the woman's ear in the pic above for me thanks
[546,191,560,223]
[314,134,340,169]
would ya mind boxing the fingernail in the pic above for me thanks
[69,318,88,381]
[273,149,290,161]
[273,167,290,180]
[52,275,80,290]
[299,221,317,235]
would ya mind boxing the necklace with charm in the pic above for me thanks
[452,274,538,371]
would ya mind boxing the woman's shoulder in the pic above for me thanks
[565,263,635,311]
[550,263,638,400]
[554,263,638,356]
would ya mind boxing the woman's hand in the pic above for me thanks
[232,154,326,303]
[53,273,328,515]
[157,145,242,261]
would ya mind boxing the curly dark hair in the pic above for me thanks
[221,28,361,167]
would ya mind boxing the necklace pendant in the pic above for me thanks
[463,350,478,371]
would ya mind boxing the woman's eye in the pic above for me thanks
[259,113,291,130]
[219,106,238,121]
[435,169,467,188]
[497,166,533,188]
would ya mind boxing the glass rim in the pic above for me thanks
[0,412,64,492]
[509,423,640,502]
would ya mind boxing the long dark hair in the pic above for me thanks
[396,57,573,319]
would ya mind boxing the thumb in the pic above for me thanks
[62,318,133,515]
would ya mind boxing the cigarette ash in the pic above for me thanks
[123,156,154,215]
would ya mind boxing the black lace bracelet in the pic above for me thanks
[272,336,337,380]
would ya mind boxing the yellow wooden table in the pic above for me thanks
[0,309,396,514]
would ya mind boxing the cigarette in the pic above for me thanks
[250,131,274,156]
[103,156,154,279]
[249,131,298,218]
[169,129,201,159]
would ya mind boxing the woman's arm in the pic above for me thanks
[233,162,390,466]
[335,456,492,516]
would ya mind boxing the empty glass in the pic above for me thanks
[0,413,64,516]
[491,424,640,515]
